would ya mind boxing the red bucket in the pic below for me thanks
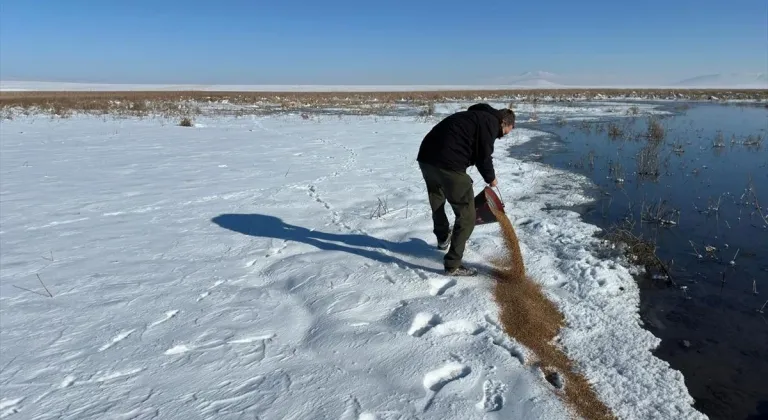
[474,186,505,225]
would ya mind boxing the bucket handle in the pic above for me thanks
[492,186,505,207]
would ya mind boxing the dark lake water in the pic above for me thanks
[510,102,768,420]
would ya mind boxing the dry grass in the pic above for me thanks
[490,208,615,420]
[607,122,623,139]
[1,88,766,118]
[636,143,662,179]
[646,117,665,141]
[604,223,660,269]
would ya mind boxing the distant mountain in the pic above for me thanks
[506,78,562,87]
[674,73,767,88]
[488,71,768,88]
[491,71,566,87]
[516,71,559,80]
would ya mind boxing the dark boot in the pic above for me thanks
[445,265,478,276]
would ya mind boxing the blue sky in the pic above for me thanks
[0,0,766,85]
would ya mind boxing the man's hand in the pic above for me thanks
[489,178,498,187]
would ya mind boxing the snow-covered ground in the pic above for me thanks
[432,101,670,122]
[0,108,706,419]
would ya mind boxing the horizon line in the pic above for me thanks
[2,80,767,93]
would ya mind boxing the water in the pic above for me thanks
[510,102,768,420]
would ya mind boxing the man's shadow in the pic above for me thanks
[211,214,443,273]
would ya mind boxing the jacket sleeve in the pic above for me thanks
[475,117,496,184]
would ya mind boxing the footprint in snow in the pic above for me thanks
[408,312,481,338]
[432,320,483,337]
[338,396,379,420]
[408,312,441,337]
[423,362,471,391]
[476,379,507,412]
[420,362,472,411]
[540,366,565,390]
[483,314,526,365]
[428,278,456,296]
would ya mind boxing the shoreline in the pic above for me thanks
[512,101,767,420]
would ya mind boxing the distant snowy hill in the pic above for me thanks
[506,78,562,87]
[490,71,566,87]
[674,73,768,88]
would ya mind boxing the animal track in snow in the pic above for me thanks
[476,379,507,412]
[98,329,136,352]
[408,312,441,337]
[428,278,456,296]
[307,185,331,209]
[331,211,354,231]
[318,138,357,172]
[432,320,483,337]
[266,241,288,257]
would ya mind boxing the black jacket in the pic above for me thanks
[416,103,503,184]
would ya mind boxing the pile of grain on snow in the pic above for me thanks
[490,208,615,420]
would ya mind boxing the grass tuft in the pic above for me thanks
[646,117,665,141]
[607,122,623,139]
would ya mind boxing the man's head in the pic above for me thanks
[499,109,515,136]
[466,103,515,137]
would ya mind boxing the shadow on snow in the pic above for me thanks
[211,213,446,274]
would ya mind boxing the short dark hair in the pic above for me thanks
[499,109,515,126]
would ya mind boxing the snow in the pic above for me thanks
[433,100,669,121]
[0,109,706,419]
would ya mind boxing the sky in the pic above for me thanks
[0,0,766,85]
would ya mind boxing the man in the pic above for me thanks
[417,103,515,276]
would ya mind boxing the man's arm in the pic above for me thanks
[475,118,496,184]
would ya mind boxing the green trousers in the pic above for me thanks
[418,161,476,269]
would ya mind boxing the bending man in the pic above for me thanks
[416,103,515,276]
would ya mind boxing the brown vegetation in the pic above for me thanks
[646,117,665,141]
[1,88,766,118]
[490,208,615,420]
[607,122,623,139]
